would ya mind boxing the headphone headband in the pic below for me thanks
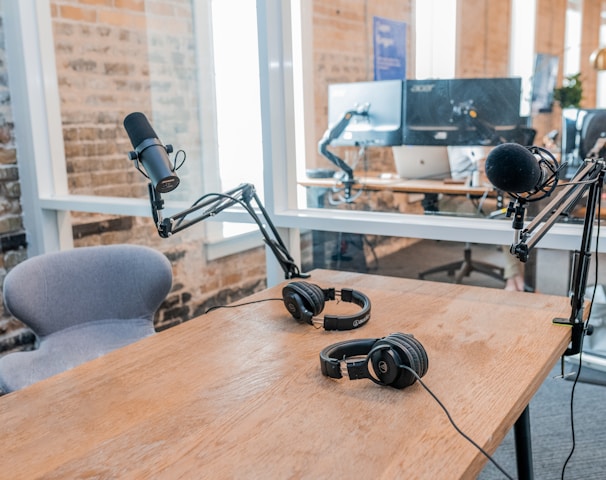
[282,281,371,331]
[323,288,371,330]
[320,338,378,380]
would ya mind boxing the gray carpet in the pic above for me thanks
[479,363,606,479]
[313,237,606,479]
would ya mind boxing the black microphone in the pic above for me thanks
[485,143,559,196]
[123,112,180,193]
[485,143,543,192]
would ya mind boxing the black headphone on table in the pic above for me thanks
[319,333,429,389]
[282,281,371,331]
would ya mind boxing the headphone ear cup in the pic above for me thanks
[370,334,427,389]
[389,333,429,379]
[282,281,325,325]
[369,341,404,386]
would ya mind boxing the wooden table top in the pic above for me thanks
[299,175,495,196]
[0,270,572,479]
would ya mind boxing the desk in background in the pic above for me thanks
[301,175,504,283]
[0,270,571,479]
[299,174,495,197]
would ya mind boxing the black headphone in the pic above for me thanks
[319,333,428,389]
[282,281,371,331]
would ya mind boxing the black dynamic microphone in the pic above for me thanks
[485,143,560,199]
[124,112,180,193]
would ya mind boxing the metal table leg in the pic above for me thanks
[514,406,534,480]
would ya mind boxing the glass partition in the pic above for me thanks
[5,0,606,272]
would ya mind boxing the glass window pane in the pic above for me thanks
[49,0,264,240]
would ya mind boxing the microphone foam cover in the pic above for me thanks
[485,143,542,193]
[124,112,158,148]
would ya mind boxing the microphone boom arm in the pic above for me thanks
[149,182,309,280]
[512,160,602,260]
[508,157,606,355]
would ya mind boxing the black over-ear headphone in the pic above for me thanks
[282,281,371,331]
[319,333,428,389]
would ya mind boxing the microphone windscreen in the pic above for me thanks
[124,112,158,148]
[485,143,542,193]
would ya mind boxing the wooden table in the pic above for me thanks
[299,175,495,196]
[0,270,572,479]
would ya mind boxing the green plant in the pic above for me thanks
[553,73,583,108]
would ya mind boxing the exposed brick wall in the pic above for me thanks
[52,0,152,199]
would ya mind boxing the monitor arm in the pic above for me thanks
[148,182,309,280]
[506,140,606,356]
[318,105,369,202]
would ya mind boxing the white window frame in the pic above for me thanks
[4,0,601,289]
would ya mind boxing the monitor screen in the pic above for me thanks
[561,108,606,177]
[561,108,606,175]
[327,80,404,147]
[402,77,523,146]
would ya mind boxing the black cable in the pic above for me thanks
[401,365,514,480]
[175,191,258,231]
[561,188,602,479]
[204,297,282,314]
[173,149,186,171]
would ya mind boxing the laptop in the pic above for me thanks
[391,145,451,180]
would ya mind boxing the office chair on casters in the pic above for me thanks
[418,242,504,284]
[0,244,173,394]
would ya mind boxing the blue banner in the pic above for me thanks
[373,16,407,81]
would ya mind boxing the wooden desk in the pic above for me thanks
[299,175,494,196]
[0,270,571,479]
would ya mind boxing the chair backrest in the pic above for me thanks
[3,244,173,337]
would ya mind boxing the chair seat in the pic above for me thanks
[0,318,155,393]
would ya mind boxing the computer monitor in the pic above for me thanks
[561,108,606,175]
[327,80,404,147]
[402,77,523,146]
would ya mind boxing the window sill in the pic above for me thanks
[204,230,263,261]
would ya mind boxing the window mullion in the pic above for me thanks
[3,0,73,255]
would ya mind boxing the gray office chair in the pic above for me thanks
[0,244,173,394]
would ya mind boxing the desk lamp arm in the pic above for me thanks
[149,182,309,280]
[508,158,606,355]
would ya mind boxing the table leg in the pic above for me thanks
[514,406,534,480]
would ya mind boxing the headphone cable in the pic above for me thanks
[402,365,514,480]
[204,298,282,314]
